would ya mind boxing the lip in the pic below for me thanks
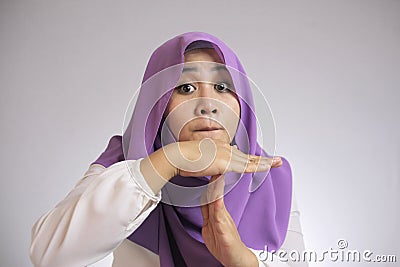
[193,127,223,132]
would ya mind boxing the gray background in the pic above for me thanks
[1,0,399,266]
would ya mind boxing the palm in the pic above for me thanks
[202,200,239,263]
[200,175,248,266]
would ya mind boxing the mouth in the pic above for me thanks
[193,127,223,132]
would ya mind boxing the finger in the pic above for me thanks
[231,148,271,167]
[212,198,226,225]
[246,156,283,171]
[216,145,269,175]
[271,156,283,167]
[200,181,210,225]
[209,175,228,223]
[206,175,216,203]
[248,156,282,170]
[200,203,209,226]
[203,175,219,222]
[206,175,224,204]
[230,147,284,172]
[211,174,225,200]
[228,154,271,173]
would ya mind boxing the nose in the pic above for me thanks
[194,85,219,116]
[195,100,218,116]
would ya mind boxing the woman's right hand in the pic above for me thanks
[163,138,282,178]
[140,138,282,195]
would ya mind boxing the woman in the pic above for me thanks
[30,32,307,267]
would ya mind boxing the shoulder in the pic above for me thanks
[91,135,125,168]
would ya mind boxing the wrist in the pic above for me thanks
[139,145,177,195]
[159,143,179,178]
[225,244,259,267]
[245,248,259,267]
[237,245,259,267]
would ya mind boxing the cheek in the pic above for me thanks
[226,96,241,122]
[164,95,191,139]
[164,95,178,117]
[233,100,240,118]
[164,93,185,124]
[218,97,240,141]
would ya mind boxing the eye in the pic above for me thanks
[214,81,231,92]
[176,83,196,94]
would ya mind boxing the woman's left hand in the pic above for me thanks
[200,175,259,267]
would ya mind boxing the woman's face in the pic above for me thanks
[164,48,241,143]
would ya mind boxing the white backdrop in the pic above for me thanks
[1,1,399,266]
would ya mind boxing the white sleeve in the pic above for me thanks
[248,190,309,267]
[29,158,161,267]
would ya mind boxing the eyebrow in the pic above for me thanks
[182,65,229,73]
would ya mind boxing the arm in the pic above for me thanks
[30,159,161,267]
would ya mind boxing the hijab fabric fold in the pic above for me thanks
[91,31,292,267]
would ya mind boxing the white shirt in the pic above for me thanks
[30,159,308,267]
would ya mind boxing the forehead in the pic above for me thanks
[181,49,229,78]
[181,61,229,73]
[184,48,224,64]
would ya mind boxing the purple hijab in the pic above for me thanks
[91,31,292,266]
